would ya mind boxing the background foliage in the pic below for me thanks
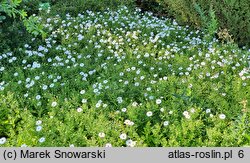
[49,0,135,16]
[139,0,250,47]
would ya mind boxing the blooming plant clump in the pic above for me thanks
[0,6,250,147]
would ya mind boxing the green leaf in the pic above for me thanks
[19,10,27,18]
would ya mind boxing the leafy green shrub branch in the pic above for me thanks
[0,0,27,21]
[0,0,47,38]
[194,3,218,42]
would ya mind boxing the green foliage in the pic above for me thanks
[0,0,50,52]
[23,15,47,39]
[156,0,201,26]
[153,0,250,47]
[50,0,135,16]
[0,19,29,52]
[0,93,21,138]
[0,0,27,22]
[213,0,250,47]
[194,4,218,42]
[0,5,250,147]
[136,0,163,14]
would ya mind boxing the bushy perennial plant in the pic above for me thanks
[0,6,250,147]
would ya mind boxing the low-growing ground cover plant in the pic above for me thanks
[0,6,250,147]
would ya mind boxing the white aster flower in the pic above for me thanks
[219,114,226,120]
[146,111,153,117]
[121,108,127,112]
[183,111,189,116]
[81,99,87,103]
[98,132,105,138]
[80,90,86,94]
[119,133,127,140]
[36,95,41,100]
[96,102,101,108]
[185,114,191,119]
[132,102,138,107]
[39,137,45,143]
[126,139,136,147]
[77,107,83,112]
[36,120,42,125]
[163,121,169,126]
[51,101,57,107]
[36,126,42,132]
[0,137,7,145]
[206,109,211,113]
[156,99,162,104]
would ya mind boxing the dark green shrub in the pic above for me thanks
[50,0,135,16]
[0,19,29,52]
[212,0,250,47]
[153,0,250,47]
[0,0,51,52]
[0,0,28,52]
[136,0,163,14]
[156,0,201,26]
